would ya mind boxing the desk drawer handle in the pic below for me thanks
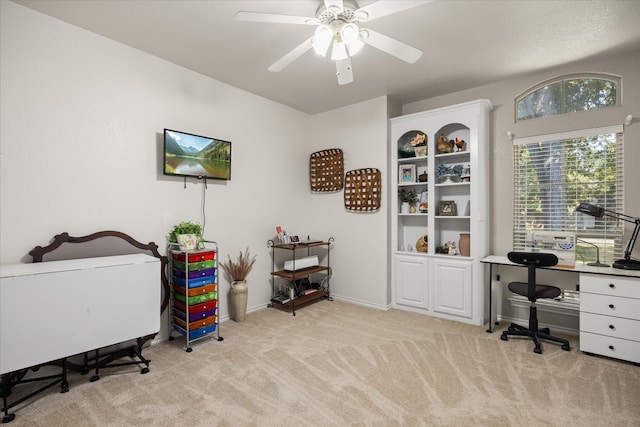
[608,304,615,309]
[608,345,615,350]
[609,283,615,289]
[609,324,615,330]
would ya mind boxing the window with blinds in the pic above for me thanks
[512,126,624,265]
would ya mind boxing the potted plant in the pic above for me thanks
[220,248,257,322]
[399,189,418,213]
[168,221,202,251]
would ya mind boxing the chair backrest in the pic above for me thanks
[508,251,558,268]
[508,252,558,302]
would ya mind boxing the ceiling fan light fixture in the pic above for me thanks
[340,23,359,44]
[330,40,348,61]
[312,25,332,56]
[346,38,364,56]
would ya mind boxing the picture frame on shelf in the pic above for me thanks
[439,200,457,216]
[399,164,416,183]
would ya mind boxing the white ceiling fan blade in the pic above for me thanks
[268,37,314,72]
[361,29,423,64]
[336,58,353,85]
[356,0,434,22]
[236,11,318,25]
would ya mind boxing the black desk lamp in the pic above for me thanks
[575,203,640,270]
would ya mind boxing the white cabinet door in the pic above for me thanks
[395,255,429,310]
[431,258,472,319]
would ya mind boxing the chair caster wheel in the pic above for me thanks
[562,344,570,351]
[534,347,542,354]
[500,333,508,341]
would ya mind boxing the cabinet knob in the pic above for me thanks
[609,324,615,330]
[608,304,615,309]
[609,283,615,288]
[608,345,615,350]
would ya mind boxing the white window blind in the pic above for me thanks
[513,126,624,265]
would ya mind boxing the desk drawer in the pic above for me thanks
[580,312,640,341]
[580,273,640,299]
[580,332,640,364]
[580,293,640,319]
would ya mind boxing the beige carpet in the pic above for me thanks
[5,300,640,426]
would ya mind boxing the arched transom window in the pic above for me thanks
[515,73,620,122]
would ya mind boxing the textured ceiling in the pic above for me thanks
[15,0,640,114]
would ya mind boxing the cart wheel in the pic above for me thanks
[217,337,224,341]
[186,347,192,353]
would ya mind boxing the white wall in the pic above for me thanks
[308,96,391,309]
[0,2,314,333]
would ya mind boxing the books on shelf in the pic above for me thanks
[272,294,291,304]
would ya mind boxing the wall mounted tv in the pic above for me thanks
[163,128,231,180]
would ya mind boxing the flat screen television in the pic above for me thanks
[163,128,231,180]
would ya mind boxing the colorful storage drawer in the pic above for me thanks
[172,283,217,297]
[173,291,217,305]
[172,267,216,280]
[172,323,217,338]
[172,259,216,271]
[172,314,217,331]
[173,307,217,322]
[172,251,216,263]
[173,299,217,314]
[171,275,215,288]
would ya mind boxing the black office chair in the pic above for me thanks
[500,251,571,354]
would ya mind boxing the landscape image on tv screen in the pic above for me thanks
[164,129,231,180]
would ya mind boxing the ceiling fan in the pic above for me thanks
[236,0,432,85]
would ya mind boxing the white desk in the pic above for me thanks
[0,254,160,375]
[481,255,640,363]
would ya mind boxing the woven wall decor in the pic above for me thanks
[344,168,381,212]
[310,148,344,192]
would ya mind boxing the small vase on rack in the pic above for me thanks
[401,202,410,214]
[459,233,470,257]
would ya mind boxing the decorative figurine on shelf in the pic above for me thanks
[410,132,427,157]
[455,138,466,152]
[460,163,471,182]
[437,133,454,154]
[446,241,458,255]
[416,235,428,253]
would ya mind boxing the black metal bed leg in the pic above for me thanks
[90,349,100,382]
[1,375,14,424]
[130,345,150,374]
[60,359,69,393]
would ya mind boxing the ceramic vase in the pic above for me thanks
[459,233,471,257]
[401,202,410,214]
[229,280,248,321]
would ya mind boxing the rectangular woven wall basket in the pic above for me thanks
[344,168,381,212]
[310,148,344,192]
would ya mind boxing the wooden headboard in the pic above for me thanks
[29,231,170,342]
